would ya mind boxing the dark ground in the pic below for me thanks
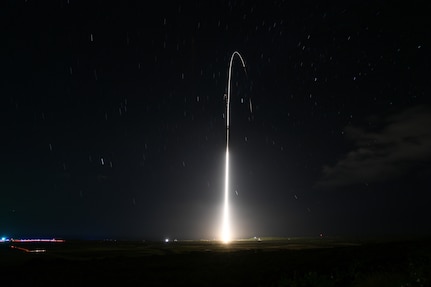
[1,237,430,286]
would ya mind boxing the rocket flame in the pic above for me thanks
[222,148,230,243]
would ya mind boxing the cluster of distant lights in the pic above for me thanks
[0,237,65,243]
[164,238,178,243]
[1,237,65,253]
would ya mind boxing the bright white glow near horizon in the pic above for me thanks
[222,148,230,243]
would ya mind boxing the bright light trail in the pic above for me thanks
[222,51,246,243]
[10,245,46,253]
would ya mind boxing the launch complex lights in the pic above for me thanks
[13,238,65,243]
[1,238,65,253]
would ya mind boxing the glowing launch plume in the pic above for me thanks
[222,147,230,243]
[222,51,246,243]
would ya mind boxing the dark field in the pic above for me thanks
[1,237,430,286]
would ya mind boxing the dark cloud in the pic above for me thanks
[317,105,431,188]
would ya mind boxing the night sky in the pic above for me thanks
[2,1,430,241]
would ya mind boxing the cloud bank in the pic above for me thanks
[317,105,431,188]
